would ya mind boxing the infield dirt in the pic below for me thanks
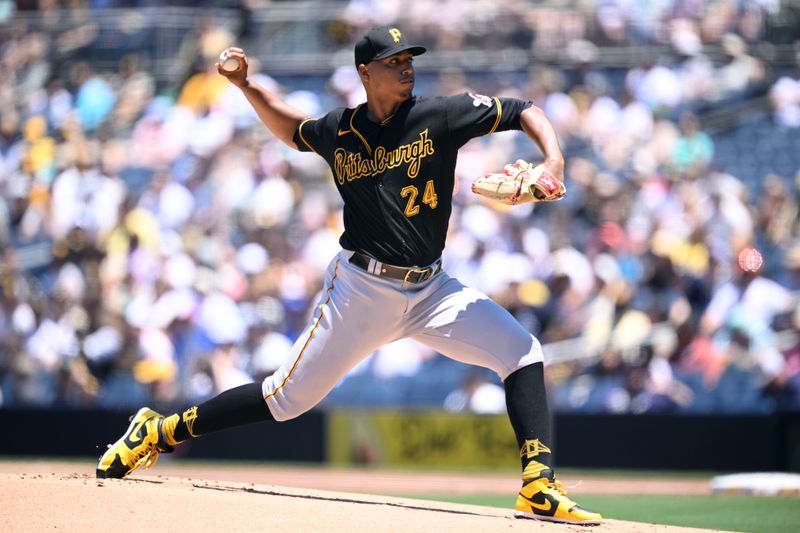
[0,461,728,532]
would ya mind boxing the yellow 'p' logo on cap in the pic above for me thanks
[389,28,402,43]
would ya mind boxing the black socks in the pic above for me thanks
[164,382,274,445]
[504,362,553,472]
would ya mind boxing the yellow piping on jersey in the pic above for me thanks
[263,259,340,403]
[297,118,319,154]
[349,104,373,155]
[487,97,503,135]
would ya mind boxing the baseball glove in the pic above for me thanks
[471,160,566,205]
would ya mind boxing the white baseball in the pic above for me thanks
[219,50,241,72]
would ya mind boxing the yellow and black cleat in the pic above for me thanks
[514,468,602,525]
[96,407,173,479]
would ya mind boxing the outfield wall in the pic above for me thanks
[1,409,798,472]
[0,408,326,463]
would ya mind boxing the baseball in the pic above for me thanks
[219,50,240,72]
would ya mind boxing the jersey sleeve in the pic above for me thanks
[292,108,345,155]
[445,92,533,147]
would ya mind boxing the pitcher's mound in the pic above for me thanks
[1,473,723,532]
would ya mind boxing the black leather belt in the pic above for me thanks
[349,251,441,284]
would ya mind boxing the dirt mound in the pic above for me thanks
[0,459,711,496]
[1,471,725,533]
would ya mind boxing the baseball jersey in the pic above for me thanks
[293,92,532,267]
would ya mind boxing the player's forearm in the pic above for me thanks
[238,81,306,148]
[520,106,564,174]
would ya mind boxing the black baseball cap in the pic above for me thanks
[354,25,426,68]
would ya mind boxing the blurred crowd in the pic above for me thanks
[1,2,799,414]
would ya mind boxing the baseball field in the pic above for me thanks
[2,459,798,532]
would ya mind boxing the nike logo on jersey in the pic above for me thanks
[338,129,352,136]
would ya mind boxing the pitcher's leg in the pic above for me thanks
[409,275,551,467]
[98,254,402,478]
[409,275,542,379]
[261,255,402,420]
[409,275,551,466]
[161,382,271,444]
[408,274,601,524]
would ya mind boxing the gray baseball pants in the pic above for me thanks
[261,249,543,421]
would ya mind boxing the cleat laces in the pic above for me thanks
[129,442,162,473]
[551,478,567,494]
[546,477,580,509]
[550,478,581,494]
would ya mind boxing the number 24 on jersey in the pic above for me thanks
[400,180,438,217]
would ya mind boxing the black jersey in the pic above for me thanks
[292,92,532,267]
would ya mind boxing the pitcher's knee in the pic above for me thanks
[261,390,315,421]
[499,334,544,380]
[260,377,319,421]
[266,401,311,422]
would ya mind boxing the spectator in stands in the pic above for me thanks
[755,174,798,249]
[671,18,716,108]
[671,111,714,174]
[714,33,766,103]
[443,368,507,414]
[702,246,795,338]
[672,317,726,389]
[625,56,683,113]
[779,243,800,292]
[769,62,800,128]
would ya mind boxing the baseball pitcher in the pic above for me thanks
[97,25,601,525]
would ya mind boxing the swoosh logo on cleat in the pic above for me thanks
[531,499,552,512]
[519,493,558,516]
[126,417,148,444]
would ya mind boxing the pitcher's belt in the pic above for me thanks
[349,251,442,284]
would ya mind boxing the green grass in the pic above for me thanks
[400,493,800,533]
[555,468,728,479]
